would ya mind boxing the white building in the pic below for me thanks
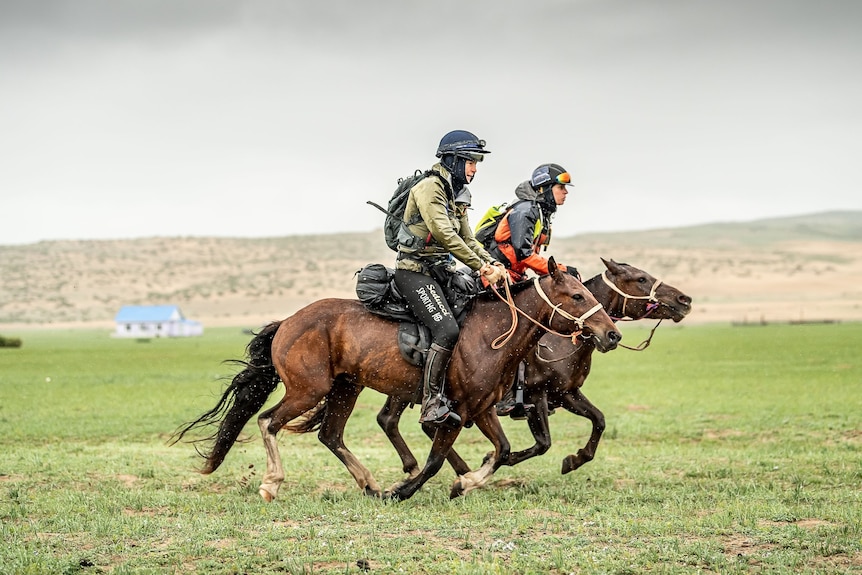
[113,305,203,338]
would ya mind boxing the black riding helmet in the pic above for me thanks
[437,130,490,192]
[530,163,573,213]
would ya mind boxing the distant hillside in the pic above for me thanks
[558,211,862,249]
[1,211,861,327]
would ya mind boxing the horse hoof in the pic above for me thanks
[382,489,403,502]
[450,480,464,499]
[561,455,581,475]
[363,486,382,498]
[259,487,275,502]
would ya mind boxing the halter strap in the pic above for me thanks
[532,277,604,330]
[601,270,662,319]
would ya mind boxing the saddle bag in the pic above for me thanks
[355,263,391,308]
[355,263,479,368]
[355,263,414,322]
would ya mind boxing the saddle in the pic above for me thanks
[355,263,476,368]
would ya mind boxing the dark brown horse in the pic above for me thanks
[172,259,621,501]
[370,258,692,496]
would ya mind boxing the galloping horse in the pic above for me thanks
[368,258,691,496]
[172,259,621,501]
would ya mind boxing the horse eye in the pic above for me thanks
[572,293,583,301]
[638,277,647,283]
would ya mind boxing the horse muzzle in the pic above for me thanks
[669,294,693,323]
[594,328,622,353]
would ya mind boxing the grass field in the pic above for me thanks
[1,322,860,574]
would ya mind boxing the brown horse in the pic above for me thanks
[370,258,692,496]
[172,258,621,501]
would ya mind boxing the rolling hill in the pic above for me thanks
[1,211,860,328]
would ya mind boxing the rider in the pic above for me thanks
[394,130,507,428]
[481,163,579,417]
[485,163,575,282]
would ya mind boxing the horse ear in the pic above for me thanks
[603,258,624,274]
[548,256,559,278]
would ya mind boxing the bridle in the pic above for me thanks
[536,270,668,361]
[489,276,604,350]
[600,270,667,351]
[601,270,662,321]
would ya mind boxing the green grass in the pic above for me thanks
[0,323,860,574]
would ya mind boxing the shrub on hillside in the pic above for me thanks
[0,336,22,348]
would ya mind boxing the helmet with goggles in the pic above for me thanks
[530,163,573,190]
[436,130,491,162]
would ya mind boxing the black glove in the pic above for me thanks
[564,266,581,281]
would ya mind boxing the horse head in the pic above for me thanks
[539,258,621,353]
[599,258,692,322]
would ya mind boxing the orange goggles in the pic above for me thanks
[555,172,572,185]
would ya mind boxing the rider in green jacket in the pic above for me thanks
[394,130,507,427]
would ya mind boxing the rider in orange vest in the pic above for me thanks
[482,163,579,417]
[488,163,575,282]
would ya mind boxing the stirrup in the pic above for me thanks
[509,401,534,421]
[420,401,462,428]
[433,409,462,428]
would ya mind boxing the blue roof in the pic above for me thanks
[115,305,185,322]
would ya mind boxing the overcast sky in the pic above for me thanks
[1,0,860,245]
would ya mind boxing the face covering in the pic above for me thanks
[538,187,558,216]
[441,155,468,193]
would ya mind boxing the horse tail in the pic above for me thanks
[169,320,283,474]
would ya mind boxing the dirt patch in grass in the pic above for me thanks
[378,528,478,561]
[840,429,862,444]
[207,538,238,550]
[625,404,650,412]
[702,429,745,440]
[758,518,834,528]
[492,477,529,490]
[116,473,138,487]
[722,534,777,563]
[272,519,305,529]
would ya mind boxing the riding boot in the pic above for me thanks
[496,386,517,416]
[420,343,462,428]
[495,360,533,420]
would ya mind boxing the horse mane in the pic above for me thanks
[583,261,633,289]
[475,274,549,301]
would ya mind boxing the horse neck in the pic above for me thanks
[465,286,561,368]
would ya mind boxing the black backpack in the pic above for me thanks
[367,170,449,251]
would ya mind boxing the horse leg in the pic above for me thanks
[384,424,463,501]
[450,410,511,499]
[501,390,553,467]
[420,421,472,476]
[378,397,473,480]
[377,397,421,479]
[258,403,286,502]
[560,389,605,474]
[318,384,383,497]
[257,393,325,502]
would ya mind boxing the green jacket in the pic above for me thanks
[396,163,494,273]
